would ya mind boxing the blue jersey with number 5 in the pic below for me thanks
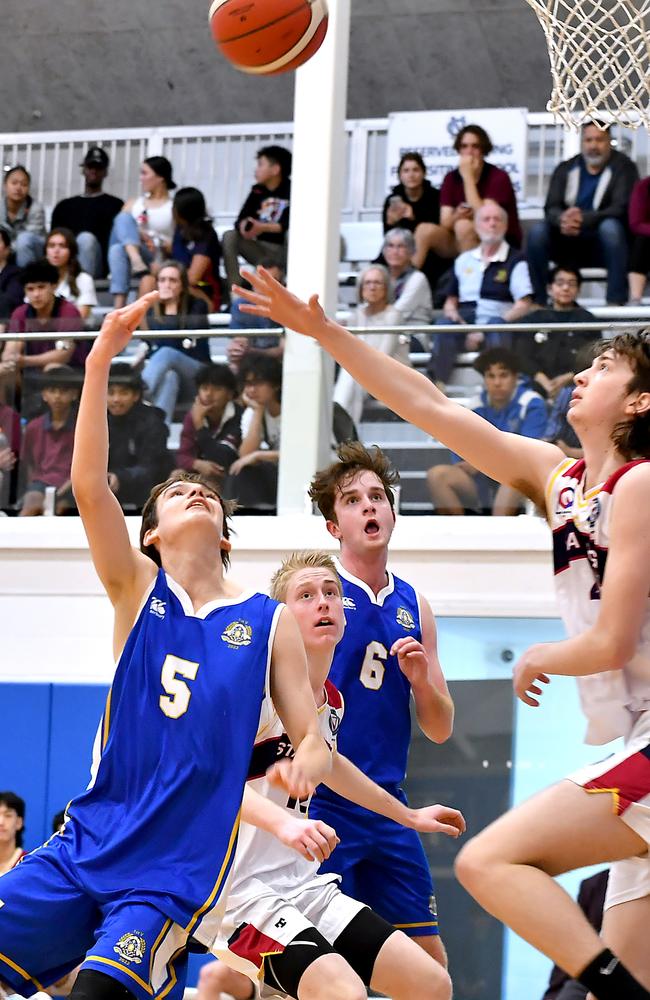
[62,569,280,944]
[317,560,421,797]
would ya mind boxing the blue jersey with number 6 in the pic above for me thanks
[316,560,421,798]
[63,569,280,945]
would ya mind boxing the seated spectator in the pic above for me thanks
[541,870,608,1000]
[428,200,533,386]
[45,228,98,321]
[0,225,23,328]
[527,123,638,305]
[170,187,222,310]
[227,261,285,374]
[382,228,433,326]
[224,353,283,510]
[0,791,26,873]
[427,348,547,515]
[0,370,21,508]
[107,364,173,509]
[50,146,123,279]
[175,363,243,488]
[381,152,447,291]
[3,261,86,416]
[222,145,292,289]
[333,263,408,426]
[514,267,598,398]
[414,124,522,268]
[140,261,211,423]
[108,156,176,308]
[628,173,650,303]
[544,383,582,460]
[0,166,46,267]
[19,366,79,516]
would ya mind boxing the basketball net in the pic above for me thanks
[525,0,650,129]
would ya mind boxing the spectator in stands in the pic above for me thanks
[382,228,433,326]
[106,363,173,509]
[541,870,608,1000]
[175,363,243,489]
[45,228,98,321]
[108,156,176,308]
[140,261,211,423]
[542,342,595,461]
[50,146,123,279]
[0,166,46,267]
[227,261,285,374]
[414,125,522,268]
[2,262,86,411]
[0,792,26,873]
[628,173,650,303]
[224,353,283,510]
[169,187,222,310]
[0,226,23,328]
[526,123,638,306]
[333,263,408,426]
[427,347,546,515]
[19,366,79,516]
[427,200,533,387]
[0,370,21,509]
[222,145,291,289]
[514,266,597,399]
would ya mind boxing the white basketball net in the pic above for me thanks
[525,0,650,129]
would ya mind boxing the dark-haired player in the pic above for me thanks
[0,292,331,1000]
[236,266,650,999]
[308,441,454,968]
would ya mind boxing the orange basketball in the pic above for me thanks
[209,0,328,75]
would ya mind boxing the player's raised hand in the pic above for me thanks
[391,636,429,684]
[407,804,467,838]
[513,645,551,706]
[88,291,159,365]
[275,815,340,863]
[267,757,319,802]
[233,266,327,339]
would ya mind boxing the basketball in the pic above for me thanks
[209,0,328,76]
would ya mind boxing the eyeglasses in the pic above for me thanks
[362,279,386,287]
[553,279,579,288]
[385,242,406,250]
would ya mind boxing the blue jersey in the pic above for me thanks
[314,560,421,801]
[62,569,281,945]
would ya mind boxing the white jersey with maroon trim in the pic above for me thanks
[227,678,344,903]
[546,457,650,745]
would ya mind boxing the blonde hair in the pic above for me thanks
[270,550,342,603]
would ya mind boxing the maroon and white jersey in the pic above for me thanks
[546,457,650,745]
[227,679,344,903]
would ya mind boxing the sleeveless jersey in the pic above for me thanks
[314,560,421,810]
[62,569,281,945]
[547,457,650,745]
[225,679,344,908]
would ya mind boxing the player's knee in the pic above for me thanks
[454,833,499,896]
[197,960,243,997]
[69,969,135,1000]
[298,954,366,1000]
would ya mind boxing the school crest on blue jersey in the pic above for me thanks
[221,620,253,648]
[114,931,146,964]
[149,597,166,619]
[396,606,416,630]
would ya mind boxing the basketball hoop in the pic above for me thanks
[525,0,650,129]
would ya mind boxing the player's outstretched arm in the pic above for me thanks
[325,752,466,839]
[235,268,564,505]
[72,293,159,612]
[268,607,332,799]
[241,785,339,863]
[393,598,454,744]
[514,463,650,705]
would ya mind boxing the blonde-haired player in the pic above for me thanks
[199,550,464,1000]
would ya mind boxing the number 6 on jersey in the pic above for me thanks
[359,641,388,690]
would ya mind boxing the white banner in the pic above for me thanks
[386,108,529,201]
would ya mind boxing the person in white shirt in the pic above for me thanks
[45,228,97,321]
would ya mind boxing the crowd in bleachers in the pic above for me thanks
[1,119,649,516]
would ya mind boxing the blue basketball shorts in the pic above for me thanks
[0,846,188,1000]
[313,799,439,937]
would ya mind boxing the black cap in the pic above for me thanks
[82,146,109,169]
[34,365,84,389]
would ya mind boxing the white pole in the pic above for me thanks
[277,0,351,516]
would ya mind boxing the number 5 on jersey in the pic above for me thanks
[159,654,200,718]
[360,641,387,690]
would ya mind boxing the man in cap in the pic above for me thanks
[51,146,123,279]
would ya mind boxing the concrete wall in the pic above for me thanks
[0,1,552,133]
